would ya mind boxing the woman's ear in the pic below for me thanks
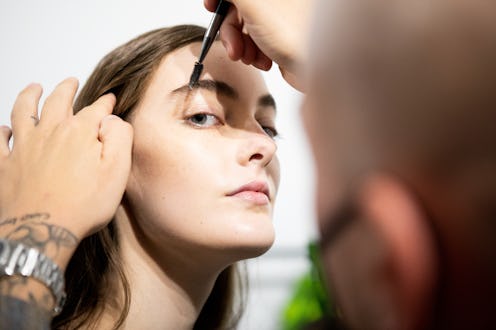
[357,173,438,329]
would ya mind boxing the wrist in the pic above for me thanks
[0,275,55,313]
[0,212,80,271]
[0,239,66,315]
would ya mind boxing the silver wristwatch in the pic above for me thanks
[0,239,66,315]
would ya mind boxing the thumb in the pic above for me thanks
[98,115,133,167]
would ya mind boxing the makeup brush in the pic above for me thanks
[189,0,231,89]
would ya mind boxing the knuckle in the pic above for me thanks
[121,120,133,133]
[62,117,84,132]
[120,121,134,141]
[79,105,101,120]
[87,102,110,118]
[101,99,116,113]
[111,120,134,140]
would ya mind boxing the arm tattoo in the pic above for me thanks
[0,212,79,328]
[0,295,50,330]
[0,276,53,310]
[0,212,78,258]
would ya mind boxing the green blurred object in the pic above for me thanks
[281,242,337,330]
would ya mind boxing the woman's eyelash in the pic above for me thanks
[186,112,278,138]
[262,126,279,139]
[186,113,222,127]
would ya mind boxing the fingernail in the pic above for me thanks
[26,82,41,89]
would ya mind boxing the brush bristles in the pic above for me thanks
[188,62,204,89]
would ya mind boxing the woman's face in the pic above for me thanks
[124,41,280,262]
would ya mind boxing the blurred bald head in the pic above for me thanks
[307,0,496,177]
[303,0,496,328]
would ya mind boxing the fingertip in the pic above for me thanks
[261,62,273,71]
[65,77,80,89]
[99,114,120,137]
[103,92,117,103]
[254,54,273,71]
[97,93,117,110]
[99,115,133,159]
[204,0,218,12]
[101,114,120,122]
[57,77,79,90]
[100,114,131,135]
[20,82,43,97]
[64,76,79,84]
[42,77,79,106]
[26,82,42,90]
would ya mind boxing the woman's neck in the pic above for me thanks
[98,205,221,330]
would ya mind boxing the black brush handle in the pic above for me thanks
[198,0,231,63]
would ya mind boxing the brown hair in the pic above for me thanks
[52,25,245,330]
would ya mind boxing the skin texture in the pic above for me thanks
[108,41,279,329]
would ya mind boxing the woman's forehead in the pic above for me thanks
[151,42,269,98]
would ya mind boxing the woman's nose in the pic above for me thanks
[237,130,277,168]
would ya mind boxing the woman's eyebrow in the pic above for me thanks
[258,94,276,110]
[171,79,239,99]
[171,79,276,111]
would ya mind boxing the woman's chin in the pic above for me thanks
[218,226,275,260]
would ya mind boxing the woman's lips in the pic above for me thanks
[227,181,270,205]
[231,191,269,205]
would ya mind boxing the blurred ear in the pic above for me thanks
[357,173,438,329]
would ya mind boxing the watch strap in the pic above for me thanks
[0,239,66,315]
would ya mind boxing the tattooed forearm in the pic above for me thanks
[6,222,78,259]
[0,276,53,311]
[0,213,78,259]
[0,295,51,330]
[0,212,50,227]
[0,212,79,327]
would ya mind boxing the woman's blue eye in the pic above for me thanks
[188,113,220,127]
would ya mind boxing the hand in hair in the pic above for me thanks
[0,77,133,270]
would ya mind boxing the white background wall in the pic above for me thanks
[0,1,317,328]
